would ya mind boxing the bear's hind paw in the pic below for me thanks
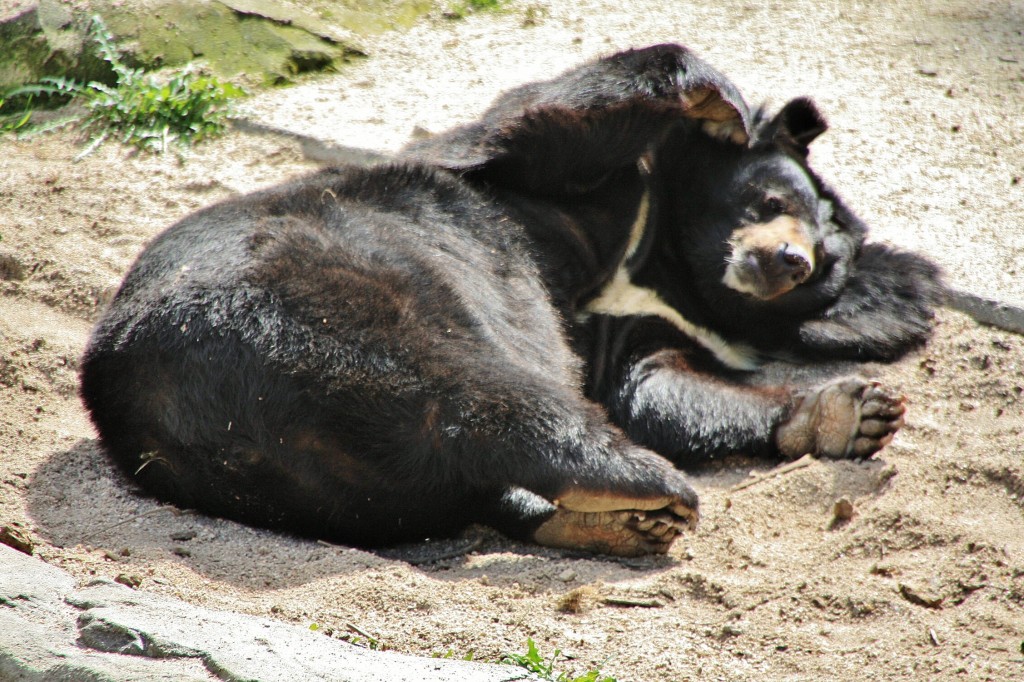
[532,508,690,557]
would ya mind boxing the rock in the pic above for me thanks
[556,568,577,582]
[0,609,217,681]
[0,523,34,554]
[829,497,856,529]
[113,573,142,588]
[0,0,438,91]
[0,1,111,91]
[720,622,745,637]
[112,0,364,85]
[898,582,944,609]
[0,545,537,681]
[832,498,855,521]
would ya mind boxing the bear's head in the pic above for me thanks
[652,97,867,333]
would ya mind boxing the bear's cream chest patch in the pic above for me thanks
[582,192,761,371]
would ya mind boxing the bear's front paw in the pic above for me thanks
[775,377,905,460]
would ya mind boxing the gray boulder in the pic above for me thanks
[0,544,536,681]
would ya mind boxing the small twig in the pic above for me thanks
[405,536,484,565]
[344,622,381,648]
[345,622,376,639]
[316,539,344,548]
[730,454,814,492]
[602,596,663,608]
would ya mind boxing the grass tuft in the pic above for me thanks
[500,638,617,682]
[444,0,507,20]
[0,15,244,156]
[430,638,616,680]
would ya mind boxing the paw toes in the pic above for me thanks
[533,503,695,556]
[859,418,894,438]
[669,502,700,529]
[631,510,688,538]
[861,381,887,399]
[648,520,674,539]
[633,515,682,551]
[861,400,904,419]
[851,428,900,459]
[851,436,882,459]
[861,391,906,419]
[634,514,657,532]
[781,377,908,461]
[626,510,685,550]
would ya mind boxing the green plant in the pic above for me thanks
[500,638,617,682]
[445,0,506,19]
[432,648,476,661]
[0,95,33,133]
[0,15,244,156]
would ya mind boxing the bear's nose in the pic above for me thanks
[778,243,812,283]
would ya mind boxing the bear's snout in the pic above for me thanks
[722,215,816,299]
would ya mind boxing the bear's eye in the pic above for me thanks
[763,196,787,215]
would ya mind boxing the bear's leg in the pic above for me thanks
[401,43,750,188]
[608,348,905,464]
[396,368,700,555]
[250,362,702,552]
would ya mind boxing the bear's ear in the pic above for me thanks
[774,97,828,153]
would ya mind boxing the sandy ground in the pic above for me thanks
[1,1,1022,680]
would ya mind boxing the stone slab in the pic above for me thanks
[0,545,536,682]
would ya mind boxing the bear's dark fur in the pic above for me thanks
[568,99,943,463]
[80,44,941,556]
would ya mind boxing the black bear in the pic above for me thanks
[80,44,940,557]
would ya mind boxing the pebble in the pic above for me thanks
[832,498,855,522]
